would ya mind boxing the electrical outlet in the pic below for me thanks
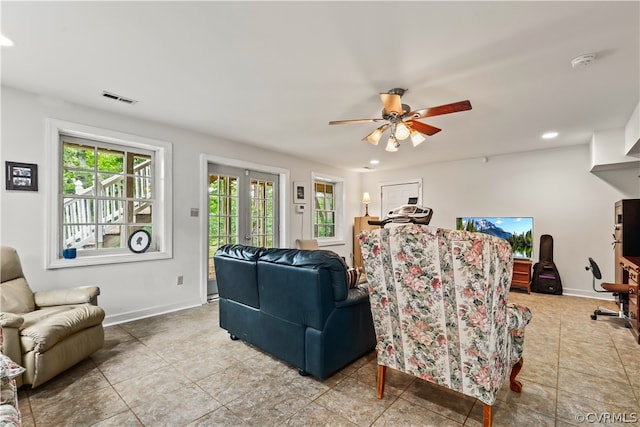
[177,275,184,285]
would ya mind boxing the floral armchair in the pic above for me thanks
[359,224,532,427]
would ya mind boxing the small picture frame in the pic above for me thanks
[5,162,38,191]
[293,181,308,204]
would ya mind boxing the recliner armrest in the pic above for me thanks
[0,312,24,329]
[34,286,101,307]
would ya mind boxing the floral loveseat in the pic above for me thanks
[359,224,532,427]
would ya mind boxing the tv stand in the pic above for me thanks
[512,259,532,294]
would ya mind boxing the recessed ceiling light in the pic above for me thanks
[0,34,14,47]
[542,132,558,140]
[369,159,380,165]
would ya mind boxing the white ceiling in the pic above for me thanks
[2,1,638,171]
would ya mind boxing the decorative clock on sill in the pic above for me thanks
[128,229,151,253]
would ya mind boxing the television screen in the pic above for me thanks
[455,217,534,259]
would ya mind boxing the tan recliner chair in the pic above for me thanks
[295,239,319,250]
[0,246,105,388]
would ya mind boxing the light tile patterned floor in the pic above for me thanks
[17,292,640,426]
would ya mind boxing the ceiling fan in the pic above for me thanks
[329,88,472,152]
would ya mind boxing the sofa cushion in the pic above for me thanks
[1,278,35,314]
[215,244,265,309]
[19,305,105,353]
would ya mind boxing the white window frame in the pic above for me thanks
[45,119,173,269]
[311,172,344,246]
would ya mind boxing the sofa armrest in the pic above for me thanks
[335,287,370,308]
[34,286,101,307]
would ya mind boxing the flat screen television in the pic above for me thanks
[455,217,534,259]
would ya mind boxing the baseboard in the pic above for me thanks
[560,287,615,300]
[103,299,203,327]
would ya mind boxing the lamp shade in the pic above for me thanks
[385,137,399,152]
[395,121,411,140]
[364,127,384,145]
[410,129,426,147]
[362,192,371,204]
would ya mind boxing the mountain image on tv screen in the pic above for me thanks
[455,217,533,259]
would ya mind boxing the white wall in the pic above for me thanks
[625,101,640,156]
[359,145,640,298]
[0,86,360,324]
[3,85,638,323]
[591,128,640,172]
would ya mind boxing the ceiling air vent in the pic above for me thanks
[102,91,138,105]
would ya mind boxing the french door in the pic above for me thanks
[207,164,279,296]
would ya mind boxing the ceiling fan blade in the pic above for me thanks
[329,118,386,125]
[408,100,472,119]
[408,120,441,136]
[380,93,403,115]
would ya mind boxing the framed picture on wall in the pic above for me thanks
[5,161,38,191]
[293,181,308,204]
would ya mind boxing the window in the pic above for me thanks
[312,173,344,243]
[314,182,335,238]
[46,119,172,268]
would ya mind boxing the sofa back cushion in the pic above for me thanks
[214,244,265,309]
[257,249,348,330]
[1,278,35,314]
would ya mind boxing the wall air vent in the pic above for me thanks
[102,91,138,105]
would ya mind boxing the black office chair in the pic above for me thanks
[586,257,632,327]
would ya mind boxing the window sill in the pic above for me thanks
[47,250,171,269]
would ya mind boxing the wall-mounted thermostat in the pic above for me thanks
[295,204,306,213]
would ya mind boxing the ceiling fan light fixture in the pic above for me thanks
[395,121,411,140]
[330,88,472,152]
[364,126,385,145]
[385,136,399,152]
[410,129,426,147]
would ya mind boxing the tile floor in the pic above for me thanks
[16,292,640,427]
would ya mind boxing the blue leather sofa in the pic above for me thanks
[214,244,376,380]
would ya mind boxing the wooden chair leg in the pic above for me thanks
[376,365,386,399]
[509,358,524,393]
[483,404,493,427]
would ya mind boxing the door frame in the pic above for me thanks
[199,154,290,304]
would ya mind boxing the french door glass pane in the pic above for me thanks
[208,174,239,280]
